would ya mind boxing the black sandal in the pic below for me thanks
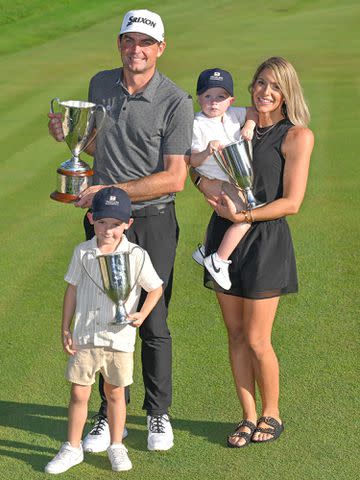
[227,419,257,448]
[252,416,284,443]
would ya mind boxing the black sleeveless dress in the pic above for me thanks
[204,119,298,299]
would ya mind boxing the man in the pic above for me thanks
[48,9,193,452]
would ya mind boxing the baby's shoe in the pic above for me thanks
[204,252,232,290]
[192,243,206,266]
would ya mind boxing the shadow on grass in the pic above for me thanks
[0,400,232,472]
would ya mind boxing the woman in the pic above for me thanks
[192,57,314,447]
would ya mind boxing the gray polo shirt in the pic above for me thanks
[88,68,194,208]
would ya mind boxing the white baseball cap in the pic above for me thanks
[120,9,165,43]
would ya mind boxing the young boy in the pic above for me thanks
[190,68,257,290]
[45,187,163,474]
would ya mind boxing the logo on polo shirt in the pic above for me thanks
[127,15,156,29]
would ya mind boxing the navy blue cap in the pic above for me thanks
[92,187,131,222]
[196,68,234,96]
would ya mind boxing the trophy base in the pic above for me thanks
[50,166,94,204]
[50,191,79,203]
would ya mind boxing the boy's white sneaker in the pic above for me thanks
[107,443,132,471]
[192,244,206,266]
[204,252,232,290]
[147,414,174,451]
[44,442,83,474]
[83,415,128,453]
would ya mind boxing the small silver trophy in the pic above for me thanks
[82,247,145,325]
[49,98,106,203]
[213,139,265,209]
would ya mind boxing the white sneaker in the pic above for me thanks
[83,415,129,453]
[204,252,232,290]
[107,443,132,471]
[83,415,110,453]
[147,414,174,451]
[83,415,128,453]
[192,244,206,266]
[44,442,83,474]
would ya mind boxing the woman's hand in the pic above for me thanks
[208,192,239,222]
[208,192,238,222]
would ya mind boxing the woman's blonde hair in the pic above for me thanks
[249,56,310,127]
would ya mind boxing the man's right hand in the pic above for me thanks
[48,112,64,141]
[74,185,106,209]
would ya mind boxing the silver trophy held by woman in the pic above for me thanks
[213,139,265,209]
[82,247,145,325]
[49,98,106,203]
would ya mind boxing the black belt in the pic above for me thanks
[132,202,173,218]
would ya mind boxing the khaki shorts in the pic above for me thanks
[66,346,133,387]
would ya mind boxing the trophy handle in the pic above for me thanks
[212,149,235,184]
[123,245,146,305]
[81,251,106,294]
[246,140,253,162]
[81,104,107,154]
[50,97,61,114]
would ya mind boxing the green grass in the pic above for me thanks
[0,1,359,479]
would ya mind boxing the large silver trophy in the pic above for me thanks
[82,247,145,325]
[49,98,106,203]
[213,139,265,209]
